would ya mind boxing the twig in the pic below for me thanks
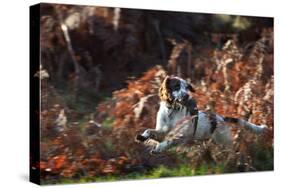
[55,6,81,102]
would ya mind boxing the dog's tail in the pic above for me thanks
[223,116,267,134]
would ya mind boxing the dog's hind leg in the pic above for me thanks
[211,125,236,165]
[211,124,233,148]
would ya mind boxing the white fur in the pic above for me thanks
[155,101,189,133]
[142,103,267,153]
[140,77,267,154]
[238,119,267,134]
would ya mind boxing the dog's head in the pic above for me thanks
[159,76,195,107]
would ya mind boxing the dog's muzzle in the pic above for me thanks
[173,90,189,103]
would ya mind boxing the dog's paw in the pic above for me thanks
[150,144,162,155]
[150,141,169,155]
[135,134,148,143]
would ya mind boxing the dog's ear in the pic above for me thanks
[163,75,171,83]
[159,76,173,103]
[161,76,171,90]
[185,78,195,92]
[187,84,195,92]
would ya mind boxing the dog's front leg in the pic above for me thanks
[135,129,166,143]
[150,140,174,154]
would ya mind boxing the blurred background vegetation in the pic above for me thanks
[36,3,273,184]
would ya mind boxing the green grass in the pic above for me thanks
[42,164,225,185]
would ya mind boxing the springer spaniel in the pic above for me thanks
[136,76,267,154]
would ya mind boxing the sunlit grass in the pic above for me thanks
[42,163,225,185]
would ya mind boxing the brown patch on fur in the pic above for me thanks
[159,76,174,105]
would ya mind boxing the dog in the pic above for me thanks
[135,76,267,154]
